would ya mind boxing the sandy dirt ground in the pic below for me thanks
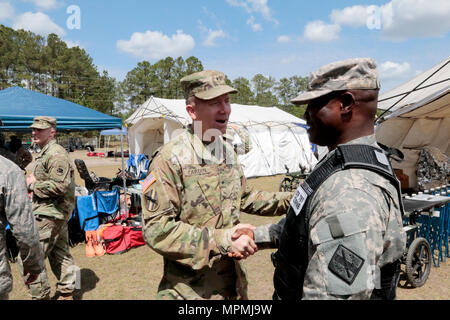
[7,150,450,300]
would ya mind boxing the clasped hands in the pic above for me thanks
[227,223,257,260]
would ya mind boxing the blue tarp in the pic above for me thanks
[0,86,122,131]
[100,126,127,136]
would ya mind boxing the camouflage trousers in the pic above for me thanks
[18,216,77,300]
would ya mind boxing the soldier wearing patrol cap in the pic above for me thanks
[19,116,78,300]
[141,70,293,300]
[237,58,406,300]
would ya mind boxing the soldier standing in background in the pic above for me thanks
[21,116,78,300]
[0,134,33,171]
[0,120,45,300]
[9,136,33,171]
[141,70,293,300]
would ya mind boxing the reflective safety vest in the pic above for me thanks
[272,144,405,300]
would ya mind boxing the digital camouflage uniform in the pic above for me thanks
[19,117,77,299]
[0,156,45,300]
[142,70,292,300]
[257,58,406,299]
[302,134,405,299]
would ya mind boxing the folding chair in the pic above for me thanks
[74,159,112,192]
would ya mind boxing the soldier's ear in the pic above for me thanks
[339,92,355,113]
[186,104,198,121]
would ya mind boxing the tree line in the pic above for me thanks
[0,26,308,120]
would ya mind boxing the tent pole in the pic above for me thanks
[120,133,127,218]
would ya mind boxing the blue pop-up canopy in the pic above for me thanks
[0,86,122,131]
[100,126,127,136]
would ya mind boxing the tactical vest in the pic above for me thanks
[272,144,405,301]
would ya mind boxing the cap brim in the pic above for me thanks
[194,85,238,100]
[30,124,51,129]
[291,89,333,105]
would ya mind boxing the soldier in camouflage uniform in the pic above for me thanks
[242,58,406,299]
[0,121,45,300]
[141,70,292,300]
[20,116,77,300]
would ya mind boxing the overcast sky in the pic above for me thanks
[2,0,450,93]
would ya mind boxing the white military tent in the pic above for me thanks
[376,56,450,188]
[125,96,318,178]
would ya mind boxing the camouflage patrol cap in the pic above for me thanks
[30,116,57,129]
[180,70,237,100]
[291,58,380,105]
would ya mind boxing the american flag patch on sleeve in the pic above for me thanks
[140,171,157,193]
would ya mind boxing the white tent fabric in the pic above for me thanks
[376,57,450,188]
[126,96,318,178]
[377,57,450,113]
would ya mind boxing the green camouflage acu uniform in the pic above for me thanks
[31,138,75,220]
[19,117,77,299]
[142,125,291,300]
[0,156,45,300]
[142,70,291,300]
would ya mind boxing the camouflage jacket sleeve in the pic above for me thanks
[33,152,73,199]
[240,172,293,216]
[4,166,45,274]
[302,170,406,300]
[253,217,286,248]
[141,154,232,270]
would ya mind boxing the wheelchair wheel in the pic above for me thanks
[279,177,292,192]
[405,237,431,288]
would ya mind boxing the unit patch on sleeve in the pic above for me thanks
[328,244,365,285]
[145,188,159,212]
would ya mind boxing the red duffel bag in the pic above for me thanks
[103,224,145,255]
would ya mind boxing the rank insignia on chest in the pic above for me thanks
[140,171,157,193]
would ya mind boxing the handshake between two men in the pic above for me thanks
[227,218,285,260]
[227,224,257,260]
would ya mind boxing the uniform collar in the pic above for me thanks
[36,139,56,157]
[322,134,378,162]
[338,134,378,148]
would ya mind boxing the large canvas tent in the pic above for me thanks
[376,57,450,188]
[126,96,318,178]
[0,86,122,131]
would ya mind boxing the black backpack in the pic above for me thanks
[68,200,86,247]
